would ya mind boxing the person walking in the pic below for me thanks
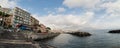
[15,23,21,32]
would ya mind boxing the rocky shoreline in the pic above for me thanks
[68,31,91,37]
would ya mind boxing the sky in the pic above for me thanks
[0,0,120,31]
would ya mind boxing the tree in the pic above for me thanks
[0,11,2,16]
[46,27,51,30]
[46,27,51,32]
[0,11,10,17]
[4,13,10,17]
[0,5,10,17]
[0,6,10,27]
[8,25,12,28]
[37,30,41,33]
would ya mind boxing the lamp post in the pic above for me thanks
[0,6,5,28]
[1,11,3,27]
[0,5,4,29]
[2,12,6,27]
[0,6,1,24]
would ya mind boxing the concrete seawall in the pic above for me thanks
[30,33,60,40]
[15,31,60,40]
[0,39,41,48]
[0,30,60,48]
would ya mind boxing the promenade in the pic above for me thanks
[0,39,40,48]
[0,29,59,48]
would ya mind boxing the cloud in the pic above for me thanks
[0,0,18,8]
[57,7,66,13]
[1,0,119,31]
[63,0,100,8]
[33,11,95,31]
[91,0,120,29]
[100,0,120,17]
[62,0,120,30]
[33,0,120,31]
[0,0,32,14]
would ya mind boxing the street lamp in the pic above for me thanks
[0,6,2,26]
[1,11,4,27]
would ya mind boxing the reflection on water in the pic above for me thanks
[50,34,72,44]
[40,31,120,48]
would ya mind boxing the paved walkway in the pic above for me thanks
[0,39,32,44]
[0,39,41,48]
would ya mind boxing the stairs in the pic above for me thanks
[0,32,27,40]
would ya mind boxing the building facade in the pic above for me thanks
[0,7,31,27]
[39,24,47,32]
[0,7,48,33]
[12,7,31,27]
[33,24,47,33]
[0,8,13,27]
[30,16,39,25]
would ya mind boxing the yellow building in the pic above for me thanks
[39,24,47,33]
[30,16,40,33]
[30,24,47,33]
[30,16,39,25]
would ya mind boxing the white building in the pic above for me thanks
[12,7,31,27]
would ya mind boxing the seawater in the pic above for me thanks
[40,30,120,48]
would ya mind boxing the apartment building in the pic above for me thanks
[0,7,43,31]
[0,7,31,27]
[12,7,31,27]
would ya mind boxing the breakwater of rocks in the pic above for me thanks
[68,31,91,37]
[108,30,120,33]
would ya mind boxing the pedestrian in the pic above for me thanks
[15,24,21,32]
[8,29,12,32]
